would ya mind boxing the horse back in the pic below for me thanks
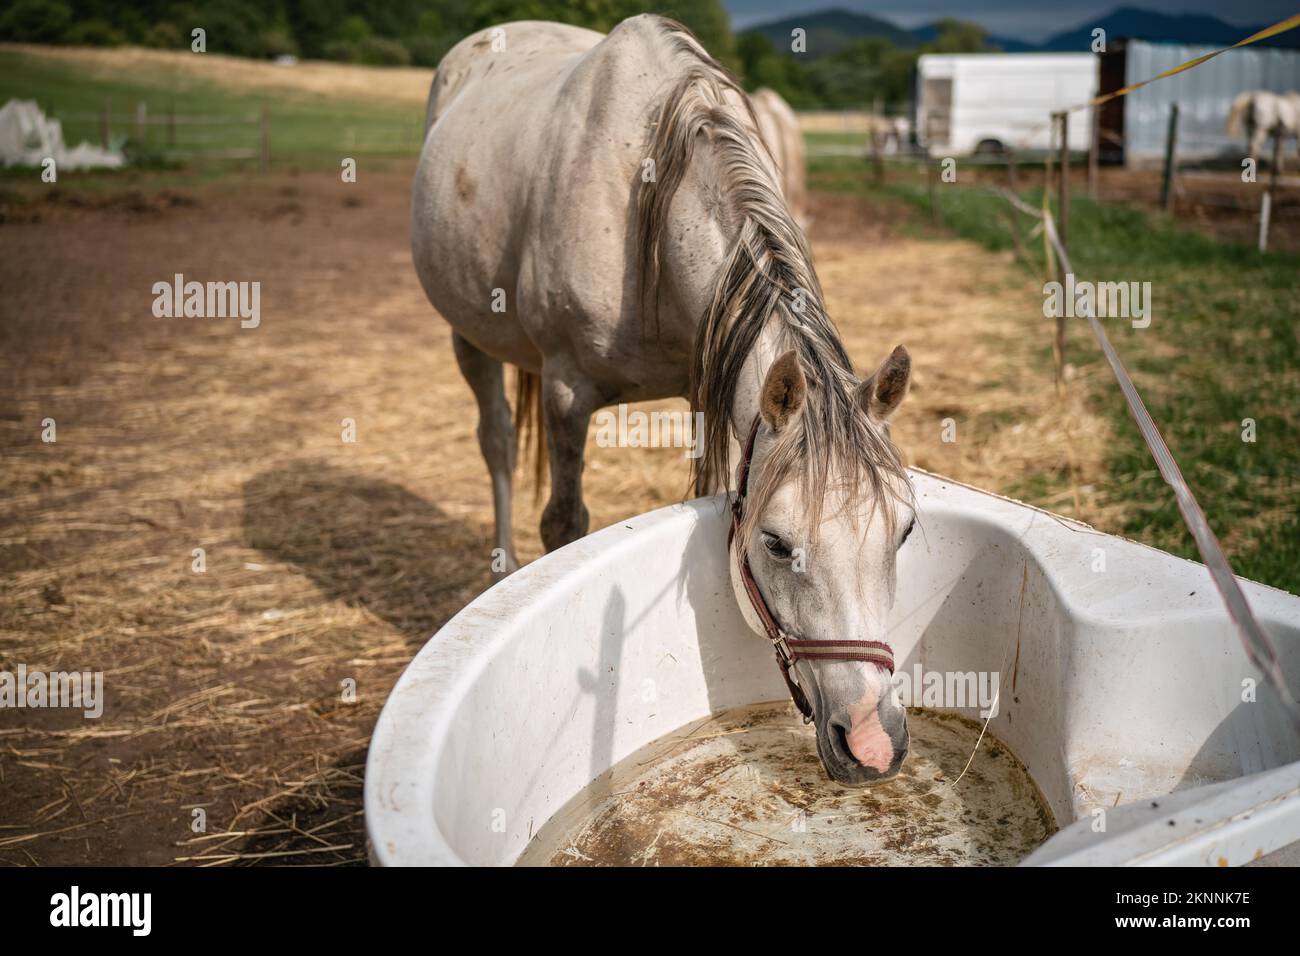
[411,16,707,382]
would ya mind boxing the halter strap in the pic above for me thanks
[729,414,895,721]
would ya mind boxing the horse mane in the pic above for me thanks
[635,17,909,546]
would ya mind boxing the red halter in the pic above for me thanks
[728,414,895,721]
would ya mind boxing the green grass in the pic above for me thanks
[805,131,871,150]
[810,153,1300,594]
[0,49,423,175]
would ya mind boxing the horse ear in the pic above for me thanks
[759,350,807,433]
[859,345,911,423]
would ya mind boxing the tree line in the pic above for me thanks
[0,0,991,107]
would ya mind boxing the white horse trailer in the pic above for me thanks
[917,53,1098,155]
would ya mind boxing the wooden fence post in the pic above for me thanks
[1160,103,1179,212]
[259,106,270,174]
[1259,128,1281,252]
[927,155,939,225]
[1056,112,1069,253]
[168,102,176,147]
[1087,104,1099,200]
[869,127,884,186]
[135,101,147,143]
[101,98,111,149]
[1005,207,1028,268]
[1004,149,1026,264]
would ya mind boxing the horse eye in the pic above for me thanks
[762,532,793,560]
[900,519,916,546]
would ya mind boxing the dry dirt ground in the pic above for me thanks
[0,167,1108,865]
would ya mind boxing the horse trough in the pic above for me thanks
[365,472,1300,866]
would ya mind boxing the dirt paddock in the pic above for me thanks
[0,164,1107,865]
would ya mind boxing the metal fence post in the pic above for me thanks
[1160,103,1179,212]
[1259,128,1281,252]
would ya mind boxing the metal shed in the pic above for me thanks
[1100,38,1300,165]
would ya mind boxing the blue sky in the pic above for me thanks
[722,1,1295,42]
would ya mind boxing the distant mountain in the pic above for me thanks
[1037,6,1299,52]
[739,7,1041,56]
[740,5,1300,56]
[740,7,917,57]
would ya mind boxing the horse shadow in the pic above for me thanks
[233,742,371,867]
[1174,621,1300,793]
[241,461,491,649]
[578,587,629,793]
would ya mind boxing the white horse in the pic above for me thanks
[864,113,908,155]
[1226,90,1300,169]
[750,87,808,228]
[412,16,915,785]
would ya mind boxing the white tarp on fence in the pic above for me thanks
[0,99,125,170]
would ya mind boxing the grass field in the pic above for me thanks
[811,153,1300,594]
[0,46,425,176]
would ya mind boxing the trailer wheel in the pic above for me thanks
[974,138,1006,155]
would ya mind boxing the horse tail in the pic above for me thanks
[1226,93,1251,136]
[513,367,546,503]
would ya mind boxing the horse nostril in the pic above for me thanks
[831,720,852,756]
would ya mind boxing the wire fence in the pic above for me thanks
[1031,197,1300,724]
[866,12,1300,720]
[806,10,1300,721]
[848,140,1300,721]
[48,100,426,169]
[808,112,1296,246]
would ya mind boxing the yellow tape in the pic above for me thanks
[1072,12,1300,112]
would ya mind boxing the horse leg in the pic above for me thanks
[451,331,519,579]
[539,363,599,552]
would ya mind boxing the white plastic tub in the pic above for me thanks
[365,471,1300,866]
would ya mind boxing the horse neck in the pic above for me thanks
[729,318,787,438]
[668,147,798,424]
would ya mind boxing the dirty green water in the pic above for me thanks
[518,703,1056,866]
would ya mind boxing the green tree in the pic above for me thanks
[656,0,736,71]
[925,18,992,54]
[0,0,74,43]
